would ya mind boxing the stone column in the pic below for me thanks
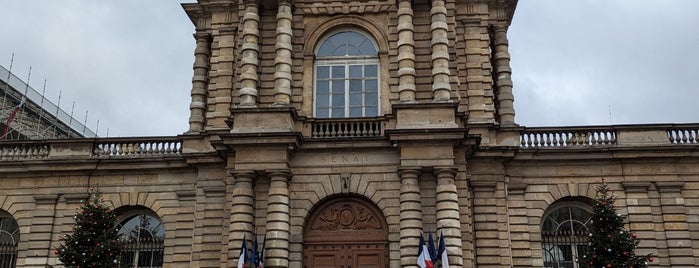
[272,0,293,106]
[265,170,292,268]
[492,24,515,125]
[397,0,416,102]
[435,167,463,268]
[228,171,255,267]
[239,0,260,107]
[430,0,452,102]
[399,167,423,267]
[188,32,210,133]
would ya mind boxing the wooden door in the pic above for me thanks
[303,196,389,268]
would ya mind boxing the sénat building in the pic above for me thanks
[1,0,698,267]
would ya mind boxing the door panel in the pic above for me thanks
[303,196,390,268]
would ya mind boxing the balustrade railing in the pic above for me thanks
[310,118,383,138]
[667,127,698,144]
[0,143,49,160]
[521,128,617,148]
[93,138,182,157]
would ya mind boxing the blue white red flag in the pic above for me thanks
[438,231,449,268]
[417,234,434,268]
[237,235,247,268]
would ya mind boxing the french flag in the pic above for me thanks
[417,234,434,268]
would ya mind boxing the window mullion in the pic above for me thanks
[344,64,350,117]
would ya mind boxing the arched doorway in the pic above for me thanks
[303,196,389,268]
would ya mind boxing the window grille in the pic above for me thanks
[541,203,592,268]
[0,215,18,268]
[117,214,165,268]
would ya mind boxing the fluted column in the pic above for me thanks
[264,170,292,268]
[239,0,260,107]
[188,32,210,132]
[399,167,423,268]
[397,0,417,102]
[430,0,452,102]
[492,24,515,125]
[272,0,293,106]
[228,171,255,267]
[435,167,463,268]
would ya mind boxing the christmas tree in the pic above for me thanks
[56,188,122,267]
[579,180,654,268]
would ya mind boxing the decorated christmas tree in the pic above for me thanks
[579,180,654,268]
[56,188,122,267]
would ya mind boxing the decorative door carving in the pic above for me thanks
[303,196,388,268]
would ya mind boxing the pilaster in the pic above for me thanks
[22,194,59,268]
[622,181,659,260]
[657,181,694,267]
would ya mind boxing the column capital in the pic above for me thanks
[231,170,256,180]
[267,169,293,181]
[193,31,211,41]
[398,167,421,178]
[433,166,457,178]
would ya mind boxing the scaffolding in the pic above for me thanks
[0,64,97,140]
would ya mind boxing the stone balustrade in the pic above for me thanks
[0,142,50,160]
[521,124,699,149]
[667,126,698,144]
[0,137,181,161]
[520,127,617,148]
[93,137,182,157]
[309,118,384,138]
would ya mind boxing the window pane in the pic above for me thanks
[332,94,345,106]
[365,106,378,117]
[366,92,378,105]
[317,43,334,57]
[331,108,345,118]
[349,79,362,93]
[316,108,329,118]
[349,93,363,106]
[347,46,362,56]
[350,107,363,117]
[359,41,377,56]
[365,65,378,77]
[349,65,362,78]
[317,81,329,94]
[332,66,345,78]
[316,93,329,107]
[331,80,345,93]
[317,66,330,78]
[365,79,378,92]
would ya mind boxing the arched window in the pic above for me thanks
[116,208,165,268]
[0,212,19,268]
[541,200,592,268]
[314,30,379,118]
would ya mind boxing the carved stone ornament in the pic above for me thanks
[305,196,388,243]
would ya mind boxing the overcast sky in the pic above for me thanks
[1,1,698,137]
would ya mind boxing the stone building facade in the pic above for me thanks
[1,0,699,267]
